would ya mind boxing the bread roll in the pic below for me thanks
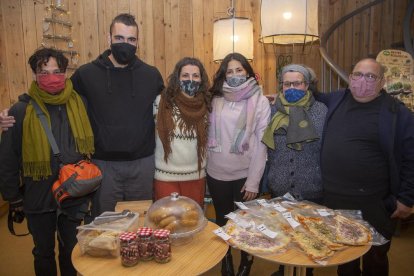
[158,215,177,227]
[149,207,172,223]
[176,200,196,212]
[181,210,199,221]
[165,220,179,232]
[180,219,198,227]
[89,231,118,250]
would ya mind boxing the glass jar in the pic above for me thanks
[119,232,139,267]
[153,229,171,263]
[137,227,154,261]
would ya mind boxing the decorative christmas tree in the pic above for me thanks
[41,0,78,71]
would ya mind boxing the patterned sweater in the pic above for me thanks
[153,95,207,181]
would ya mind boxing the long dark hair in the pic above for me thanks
[209,52,256,97]
[163,57,212,111]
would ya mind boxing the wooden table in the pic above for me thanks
[115,200,153,216]
[72,201,228,276]
[254,244,371,276]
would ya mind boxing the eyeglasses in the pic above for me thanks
[350,72,380,82]
[282,81,305,88]
[37,70,65,76]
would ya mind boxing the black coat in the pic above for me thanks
[0,94,85,213]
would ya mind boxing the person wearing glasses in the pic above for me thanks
[316,58,414,276]
[262,64,327,276]
[0,48,94,276]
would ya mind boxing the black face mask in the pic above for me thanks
[110,42,137,65]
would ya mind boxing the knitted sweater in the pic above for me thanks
[267,100,327,201]
[153,96,207,181]
[206,94,271,193]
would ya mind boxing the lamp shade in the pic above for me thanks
[260,0,319,44]
[213,17,253,61]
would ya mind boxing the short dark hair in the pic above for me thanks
[209,52,256,97]
[163,57,212,112]
[109,13,139,35]
[28,47,68,73]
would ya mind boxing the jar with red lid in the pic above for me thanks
[119,232,139,267]
[137,227,154,261]
[153,229,171,263]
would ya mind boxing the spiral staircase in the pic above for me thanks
[319,0,414,92]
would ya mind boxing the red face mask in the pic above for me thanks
[37,74,66,94]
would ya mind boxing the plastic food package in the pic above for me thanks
[144,192,207,245]
[222,209,292,255]
[77,211,139,257]
[216,196,388,263]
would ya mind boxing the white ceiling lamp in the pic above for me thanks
[260,0,319,44]
[213,0,253,62]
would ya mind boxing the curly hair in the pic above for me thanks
[28,47,68,74]
[209,52,257,97]
[163,57,212,112]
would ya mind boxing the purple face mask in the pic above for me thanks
[350,77,378,98]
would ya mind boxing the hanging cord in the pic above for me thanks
[227,0,236,54]
[302,0,309,52]
[232,0,235,53]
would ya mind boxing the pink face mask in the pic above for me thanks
[349,77,377,98]
[37,74,66,94]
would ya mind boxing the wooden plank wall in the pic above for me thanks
[0,0,411,111]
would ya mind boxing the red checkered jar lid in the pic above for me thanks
[137,227,153,237]
[153,229,170,239]
[119,231,137,241]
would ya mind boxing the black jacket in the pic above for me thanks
[71,50,164,161]
[316,89,414,208]
[0,94,85,213]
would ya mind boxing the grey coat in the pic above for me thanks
[267,100,327,201]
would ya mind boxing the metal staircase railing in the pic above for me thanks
[319,0,385,92]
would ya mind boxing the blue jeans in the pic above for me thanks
[26,211,80,276]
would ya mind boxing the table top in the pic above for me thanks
[110,201,371,269]
[254,243,371,268]
[71,221,228,276]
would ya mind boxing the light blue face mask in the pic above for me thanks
[226,75,247,87]
[284,88,306,103]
